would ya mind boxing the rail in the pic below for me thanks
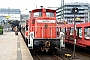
[33,52,62,60]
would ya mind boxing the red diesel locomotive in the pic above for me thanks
[21,7,65,52]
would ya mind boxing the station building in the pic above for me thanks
[0,8,21,29]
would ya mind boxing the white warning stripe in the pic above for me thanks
[37,20,56,23]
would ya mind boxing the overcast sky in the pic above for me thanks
[0,0,90,14]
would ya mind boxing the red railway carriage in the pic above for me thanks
[21,7,65,52]
[59,22,90,49]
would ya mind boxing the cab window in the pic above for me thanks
[46,12,54,17]
[34,12,42,17]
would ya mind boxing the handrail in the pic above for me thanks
[42,27,43,38]
[51,27,52,38]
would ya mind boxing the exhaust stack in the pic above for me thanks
[40,6,43,9]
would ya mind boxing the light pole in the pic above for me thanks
[61,0,64,22]
[19,9,27,32]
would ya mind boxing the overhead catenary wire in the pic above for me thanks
[30,0,38,9]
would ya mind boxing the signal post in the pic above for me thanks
[69,7,80,60]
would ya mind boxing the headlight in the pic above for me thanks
[34,41,39,46]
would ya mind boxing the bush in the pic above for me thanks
[0,29,3,34]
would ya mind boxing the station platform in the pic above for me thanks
[0,31,33,60]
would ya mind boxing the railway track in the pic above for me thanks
[31,52,62,60]
[65,44,90,60]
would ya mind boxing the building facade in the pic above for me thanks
[56,2,90,24]
[0,8,21,22]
